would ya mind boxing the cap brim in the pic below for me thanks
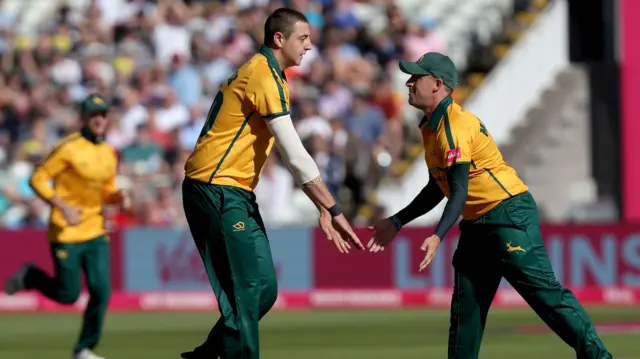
[399,61,429,75]
[83,106,109,114]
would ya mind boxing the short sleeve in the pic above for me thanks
[246,66,290,119]
[441,118,474,168]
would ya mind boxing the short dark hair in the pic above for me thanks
[263,8,308,46]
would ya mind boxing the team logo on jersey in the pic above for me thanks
[506,242,526,253]
[233,222,246,232]
[446,147,462,163]
[56,249,69,260]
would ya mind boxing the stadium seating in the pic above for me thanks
[502,66,598,222]
[1,0,59,35]
[0,0,559,228]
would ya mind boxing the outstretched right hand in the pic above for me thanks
[317,209,364,253]
[332,214,364,251]
[318,208,348,253]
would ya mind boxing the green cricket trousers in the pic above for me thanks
[25,235,111,354]
[181,178,278,359]
[448,192,612,359]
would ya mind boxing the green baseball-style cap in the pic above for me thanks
[80,93,110,114]
[399,52,458,90]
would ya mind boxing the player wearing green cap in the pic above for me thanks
[367,53,612,359]
[4,94,130,359]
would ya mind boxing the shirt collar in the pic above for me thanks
[259,44,287,82]
[419,95,453,132]
[81,126,103,144]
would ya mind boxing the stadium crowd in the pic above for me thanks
[0,0,447,229]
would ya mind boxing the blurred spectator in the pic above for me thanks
[111,87,148,148]
[121,123,163,176]
[178,105,206,151]
[0,0,441,228]
[344,90,387,149]
[295,99,332,145]
[371,76,404,160]
[324,118,348,198]
[402,18,445,61]
[152,87,189,133]
[168,53,202,107]
[153,2,192,66]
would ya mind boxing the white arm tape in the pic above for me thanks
[266,115,321,186]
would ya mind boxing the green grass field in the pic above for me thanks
[1,307,639,358]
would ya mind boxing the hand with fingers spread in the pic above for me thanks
[331,213,364,251]
[318,208,364,253]
[367,216,401,253]
[418,235,442,272]
[318,207,349,253]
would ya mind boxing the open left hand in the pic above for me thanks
[419,235,442,272]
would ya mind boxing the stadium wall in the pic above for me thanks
[1,224,640,312]
[621,0,640,221]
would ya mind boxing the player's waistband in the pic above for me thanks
[183,177,257,202]
[459,191,532,226]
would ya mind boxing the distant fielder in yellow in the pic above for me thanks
[181,8,363,359]
[4,94,130,359]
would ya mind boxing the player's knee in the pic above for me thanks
[89,282,111,304]
[58,289,80,304]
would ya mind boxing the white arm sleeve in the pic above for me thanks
[266,115,321,186]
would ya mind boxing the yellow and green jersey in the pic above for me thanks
[29,129,119,243]
[421,95,528,220]
[184,45,290,191]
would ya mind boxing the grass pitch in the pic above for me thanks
[1,307,639,358]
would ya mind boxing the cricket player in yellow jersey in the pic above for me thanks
[4,94,129,359]
[367,53,612,359]
[181,8,363,359]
